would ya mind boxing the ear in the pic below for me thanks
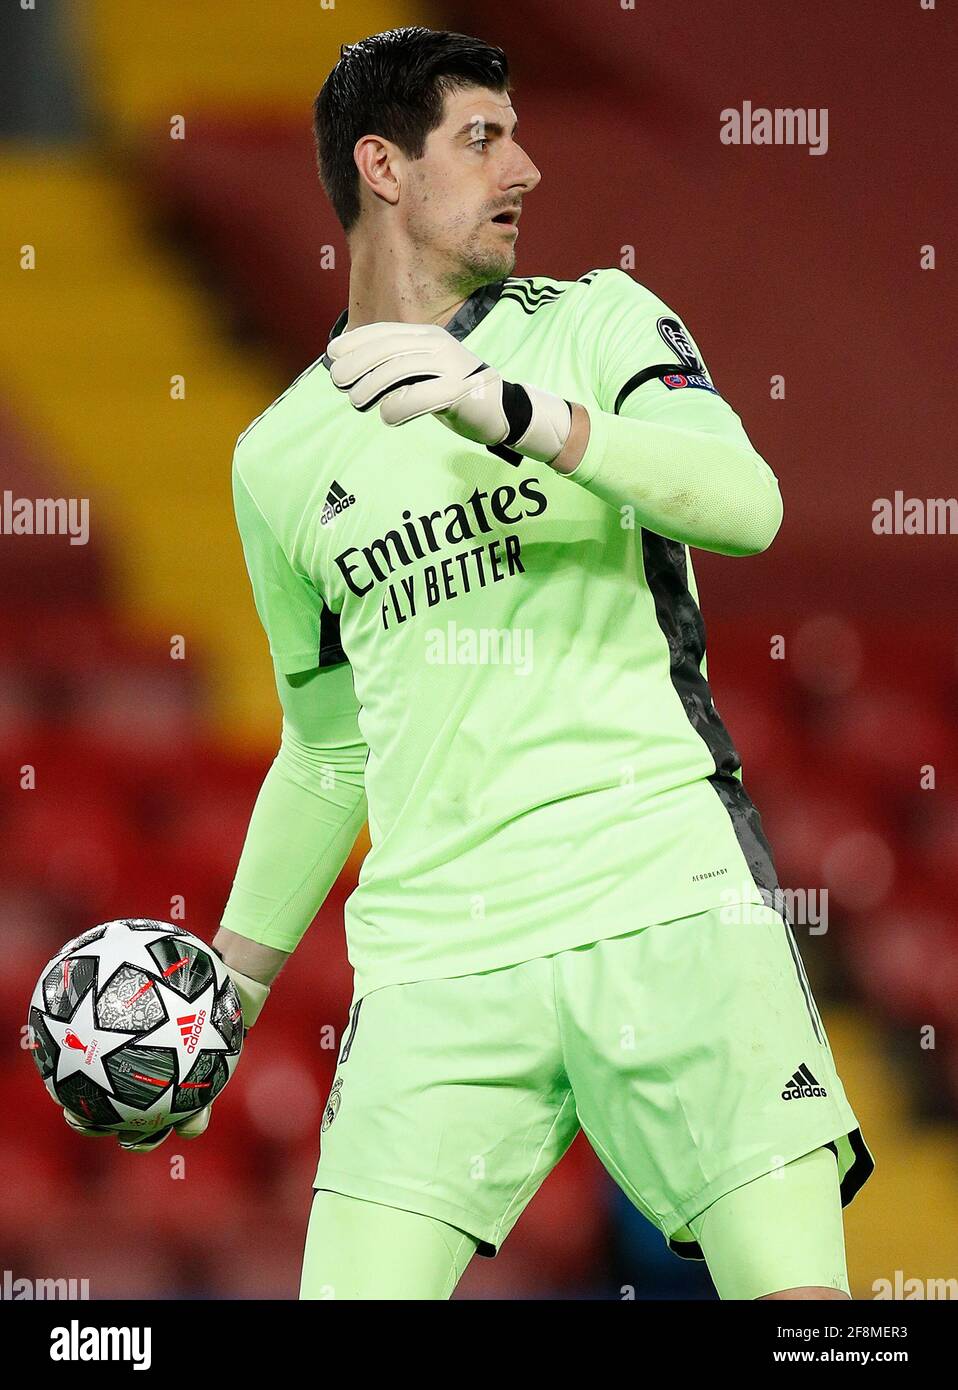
[353,134,401,210]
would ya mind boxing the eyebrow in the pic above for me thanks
[454,117,519,140]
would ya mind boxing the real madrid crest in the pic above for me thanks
[321,1076,344,1131]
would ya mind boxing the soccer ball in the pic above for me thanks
[28,918,244,1141]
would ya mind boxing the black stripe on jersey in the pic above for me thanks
[499,282,565,315]
[704,772,780,902]
[498,291,563,317]
[503,275,564,292]
[633,457,781,905]
[613,362,704,415]
[318,605,347,668]
[339,997,364,1063]
[639,531,742,775]
[501,275,564,300]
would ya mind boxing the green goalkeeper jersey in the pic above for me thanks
[230,267,781,999]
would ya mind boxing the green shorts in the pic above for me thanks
[313,902,874,1258]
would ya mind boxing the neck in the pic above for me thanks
[343,227,489,332]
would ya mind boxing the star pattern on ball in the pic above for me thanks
[42,987,130,1092]
[130,975,228,1054]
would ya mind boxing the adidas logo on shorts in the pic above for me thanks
[781,1063,828,1101]
[320,479,356,526]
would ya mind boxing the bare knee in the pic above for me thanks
[759,1285,851,1301]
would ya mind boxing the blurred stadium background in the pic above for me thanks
[1,0,956,1299]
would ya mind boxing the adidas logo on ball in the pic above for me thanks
[178,1009,207,1055]
[320,480,356,525]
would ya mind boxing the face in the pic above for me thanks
[398,85,540,290]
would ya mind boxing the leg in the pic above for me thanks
[688,1146,851,1300]
[554,905,873,1295]
[300,1189,478,1300]
[311,964,577,1291]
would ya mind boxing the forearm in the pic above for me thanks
[217,726,367,960]
[551,402,783,557]
[211,929,289,988]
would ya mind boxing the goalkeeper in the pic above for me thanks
[206,27,873,1299]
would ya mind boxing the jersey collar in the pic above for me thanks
[320,278,507,370]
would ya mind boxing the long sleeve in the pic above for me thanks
[560,266,783,557]
[560,402,783,557]
[222,444,369,954]
[218,659,368,953]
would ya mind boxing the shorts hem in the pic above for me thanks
[312,1167,501,1258]
[664,1112,874,1262]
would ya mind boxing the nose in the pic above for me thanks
[504,145,540,197]
[515,154,541,195]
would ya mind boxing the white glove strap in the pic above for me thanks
[503,381,572,463]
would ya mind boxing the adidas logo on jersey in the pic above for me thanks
[781,1063,828,1100]
[320,480,356,526]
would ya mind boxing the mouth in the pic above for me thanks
[490,208,520,228]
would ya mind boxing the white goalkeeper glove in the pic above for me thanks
[61,960,269,1154]
[327,321,573,464]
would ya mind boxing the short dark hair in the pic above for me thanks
[313,27,510,234]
